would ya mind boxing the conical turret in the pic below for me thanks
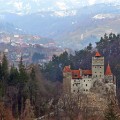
[105,64,112,75]
[95,51,101,57]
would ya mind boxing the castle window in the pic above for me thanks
[78,90,79,93]
[100,67,101,68]
[73,90,75,92]
[96,75,97,77]
[73,84,74,86]
[86,89,88,91]
[86,84,87,86]
[84,80,85,82]
[74,74,78,77]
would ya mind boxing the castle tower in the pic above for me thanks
[105,63,113,83]
[92,52,104,80]
[105,63,116,95]
[63,66,72,93]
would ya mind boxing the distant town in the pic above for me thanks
[0,32,72,68]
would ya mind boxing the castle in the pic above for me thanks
[63,51,116,94]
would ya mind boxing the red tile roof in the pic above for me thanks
[63,66,71,72]
[82,70,92,75]
[105,64,113,75]
[72,70,82,79]
[95,51,101,57]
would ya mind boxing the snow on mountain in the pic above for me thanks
[55,2,68,11]
[93,14,115,19]
[53,10,77,17]
[0,0,120,15]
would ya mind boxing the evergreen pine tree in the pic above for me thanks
[1,54,9,97]
[29,67,37,105]
[104,33,108,40]
[9,65,19,86]
[18,56,28,85]
[0,63,2,80]
[109,33,113,40]
[18,56,28,117]
[86,43,92,51]
[2,54,9,79]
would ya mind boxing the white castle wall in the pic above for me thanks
[71,79,81,93]
[81,77,93,92]
[71,77,93,93]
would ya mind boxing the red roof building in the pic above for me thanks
[95,51,101,57]
[72,70,82,79]
[63,66,71,72]
[105,64,112,75]
[82,70,92,75]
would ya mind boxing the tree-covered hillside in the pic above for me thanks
[0,55,59,119]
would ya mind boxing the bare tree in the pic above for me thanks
[21,99,35,120]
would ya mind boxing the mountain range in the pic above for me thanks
[0,0,120,14]
[0,1,120,49]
